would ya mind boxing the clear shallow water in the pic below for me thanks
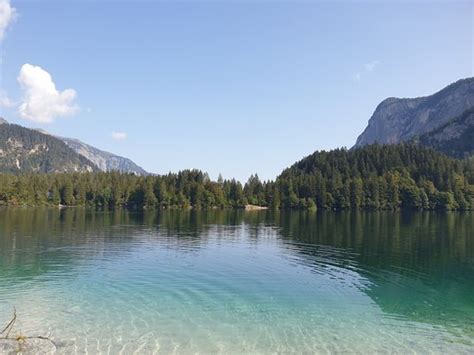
[0,209,473,354]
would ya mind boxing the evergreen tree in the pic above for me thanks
[0,144,471,211]
[143,178,157,208]
[61,179,75,206]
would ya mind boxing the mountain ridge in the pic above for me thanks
[354,78,474,148]
[58,135,148,175]
[0,118,147,175]
[0,120,98,173]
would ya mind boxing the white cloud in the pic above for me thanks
[364,60,380,72]
[112,131,127,141]
[17,63,79,123]
[0,91,14,107]
[0,0,16,41]
[353,60,381,81]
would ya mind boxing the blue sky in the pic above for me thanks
[0,0,472,182]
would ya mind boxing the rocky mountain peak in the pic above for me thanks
[354,77,474,148]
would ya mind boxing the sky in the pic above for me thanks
[0,0,472,182]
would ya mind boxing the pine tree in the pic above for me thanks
[143,178,157,208]
[61,179,75,206]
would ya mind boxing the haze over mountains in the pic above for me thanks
[58,136,147,175]
[0,119,147,174]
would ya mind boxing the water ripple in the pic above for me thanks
[0,210,473,353]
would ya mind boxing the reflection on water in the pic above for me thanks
[0,208,473,353]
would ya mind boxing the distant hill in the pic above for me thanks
[0,119,97,173]
[416,108,474,159]
[277,143,473,210]
[58,136,148,175]
[354,78,474,149]
[0,118,147,175]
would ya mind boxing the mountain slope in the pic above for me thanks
[0,120,98,173]
[354,78,474,148]
[277,144,473,210]
[416,108,474,159]
[59,136,148,175]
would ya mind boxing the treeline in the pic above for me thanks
[0,170,264,209]
[0,144,473,210]
[277,144,474,210]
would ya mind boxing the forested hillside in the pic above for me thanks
[0,119,146,174]
[417,108,474,159]
[0,144,472,210]
[277,144,474,210]
[0,122,98,173]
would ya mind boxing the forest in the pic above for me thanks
[417,108,474,159]
[0,144,473,210]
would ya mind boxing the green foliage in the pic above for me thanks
[0,144,472,211]
[0,170,273,209]
[417,108,474,159]
[276,144,473,211]
[0,123,97,173]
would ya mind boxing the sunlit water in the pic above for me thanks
[0,209,473,353]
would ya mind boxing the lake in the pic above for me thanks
[0,208,473,353]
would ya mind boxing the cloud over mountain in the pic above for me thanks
[17,63,79,123]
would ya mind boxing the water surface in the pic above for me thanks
[0,209,473,353]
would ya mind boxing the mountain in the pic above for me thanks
[58,136,148,175]
[0,119,97,173]
[354,78,474,148]
[416,108,474,159]
[0,118,147,175]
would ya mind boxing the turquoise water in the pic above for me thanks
[0,209,473,353]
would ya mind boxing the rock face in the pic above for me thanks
[59,136,148,175]
[0,121,97,173]
[417,108,474,159]
[354,78,474,148]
